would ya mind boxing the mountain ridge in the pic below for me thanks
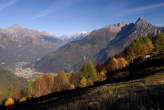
[35,17,163,73]
[0,25,65,68]
[96,17,160,63]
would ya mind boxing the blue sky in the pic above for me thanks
[0,0,164,35]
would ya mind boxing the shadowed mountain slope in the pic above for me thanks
[35,17,163,73]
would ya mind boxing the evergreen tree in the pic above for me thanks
[58,71,69,84]
[7,84,13,98]
[80,60,98,81]
[126,39,137,61]
[127,37,154,61]
[144,37,154,52]
[153,34,164,51]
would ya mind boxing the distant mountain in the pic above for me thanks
[0,24,65,67]
[35,17,163,73]
[35,22,128,72]
[58,32,88,42]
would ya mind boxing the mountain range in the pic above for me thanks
[58,32,88,42]
[0,24,63,65]
[35,17,164,73]
[0,25,88,70]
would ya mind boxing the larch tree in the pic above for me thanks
[7,84,13,98]
[48,73,55,93]
[58,71,69,84]
[80,60,98,82]
[126,39,137,61]
[112,58,119,70]
[56,71,70,91]
[27,78,33,97]
[33,75,48,97]
[153,34,164,51]
[119,57,128,69]
[79,77,87,88]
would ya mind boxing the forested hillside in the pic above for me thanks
[1,33,164,110]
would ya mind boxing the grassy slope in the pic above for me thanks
[11,65,164,110]
[3,53,164,110]
[50,71,164,110]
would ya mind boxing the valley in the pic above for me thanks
[0,1,164,110]
[3,53,164,110]
[35,17,163,73]
[0,17,163,110]
[15,62,43,79]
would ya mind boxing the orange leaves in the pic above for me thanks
[5,98,14,107]
[33,75,49,97]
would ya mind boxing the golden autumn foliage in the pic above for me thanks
[99,69,107,81]
[19,97,27,102]
[127,37,154,61]
[69,84,75,90]
[27,79,33,97]
[5,98,14,107]
[33,75,49,97]
[105,57,119,72]
[48,73,55,93]
[104,57,128,73]
[87,78,94,86]
[0,90,4,97]
[58,71,69,84]
[54,71,71,91]
[69,72,81,87]
[79,77,87,88]
[112,58,119,70]
[118,57,128,69]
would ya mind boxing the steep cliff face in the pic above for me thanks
[35,18,163,73]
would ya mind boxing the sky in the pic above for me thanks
[0,0,164,35]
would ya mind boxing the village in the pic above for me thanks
[15,62,43,79]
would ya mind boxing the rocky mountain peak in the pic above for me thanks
[35,18,164,73]
[104,22,127,31]
[117,22,127,28]
[135,17,149,25]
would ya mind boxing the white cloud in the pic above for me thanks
[33,0,78,19]
[0,0,18,12]
[114,2,164,18]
